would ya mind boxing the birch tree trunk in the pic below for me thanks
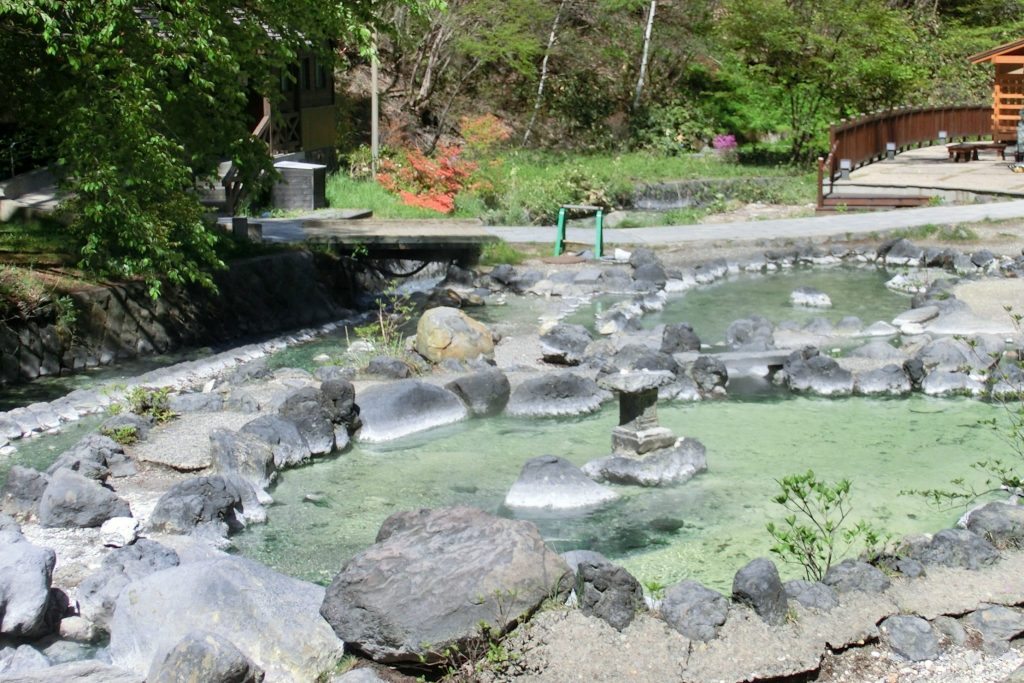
[522,0,567,146]
[633,0,657,110]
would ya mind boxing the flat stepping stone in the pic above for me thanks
[892,306,939,326]
[131,412,253,471]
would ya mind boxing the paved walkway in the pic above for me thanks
[486,198,1024,246]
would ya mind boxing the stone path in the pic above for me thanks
[487,198,1024,247]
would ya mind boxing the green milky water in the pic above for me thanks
[231,395,1006,592]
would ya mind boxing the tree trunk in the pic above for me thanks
[522,0,567,146]
[633,0,657,110]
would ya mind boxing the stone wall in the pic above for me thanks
[0,250,360,384]
[630,177,796,211]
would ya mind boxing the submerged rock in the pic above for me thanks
[582,438,707,487]
[319,506,571,664]
[790,286,832,308]
[506,372,608,417]
[504,455,618,510]
[357,380,468,442]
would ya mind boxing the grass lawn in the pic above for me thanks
[327,150,816,226]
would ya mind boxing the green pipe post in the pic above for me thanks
[594,209,604,258]
[555,207,566,256]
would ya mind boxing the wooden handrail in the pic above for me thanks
[824,104,993,184]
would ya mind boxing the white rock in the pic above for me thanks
[100,517,139,548]
[892,306,940,326]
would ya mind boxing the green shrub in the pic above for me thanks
[479,240,525,266]
[125,386,175,423]
[101,425,139,445]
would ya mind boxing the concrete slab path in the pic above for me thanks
[486,198,1024,246]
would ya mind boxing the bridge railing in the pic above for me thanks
[821,105,993,184]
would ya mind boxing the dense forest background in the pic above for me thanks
[342,0,1024,162]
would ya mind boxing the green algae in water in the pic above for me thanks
[232,395,1007,592]
[0,416,103,485]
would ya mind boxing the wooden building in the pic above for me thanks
[969,38,1024,142]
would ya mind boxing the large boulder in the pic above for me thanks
[582,438,706,487]
[782,347,854,396]
[504,456,618,510]
[505,373,607,418]
[732,558,788,625]
[660,323,701,355]
[540,324,593,366]
[445,369,511,417]
[574,558,644,631]
[37,469,131,529]
[147,631,264,683]
[148,475,265,535]
[109,556,343,682]
[415,307,494,363]
[319,506,572,664]
[0,534,56,637]
[1,466,49,520]
[240,415,312,468]
[47,434,133,480]
[78,540,180,631]
[660,580,729,642]
[276,387,336,455]
[357,380,468,442]
[209,429,276,494]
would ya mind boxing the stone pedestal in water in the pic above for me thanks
[582,370,708,486]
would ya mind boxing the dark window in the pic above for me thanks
[315,61,328,89]
[302,57,312,91]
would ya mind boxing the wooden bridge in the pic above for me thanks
[257,217,499,267]
[817,105,994,212]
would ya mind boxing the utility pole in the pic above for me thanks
[370,32,380,176]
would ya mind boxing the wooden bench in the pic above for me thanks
[948,142,1008,162]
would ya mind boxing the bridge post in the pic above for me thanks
[594,209,604,258]
[554,207,567,256]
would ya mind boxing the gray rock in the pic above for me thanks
[38,470,131,529]
[629,248,661,269]
[78,540,180,631]
[851,340,907,361]
[906,528,999,569]
[783,348,854,396]
[921,369,986,396]
[226,359,271,386]
[732,558,788,625]
[0,660,142,682]
[915,337,977,370]
[504,456,618,510]
[48,434,134,479]
[790,286,832,308]
[660,323,701,355]
[357,380,468,442]
[240,415,312,468]
[110,556,343,682]
[726,316,774,351]
[972,249,996,268]
[209,429,276,493]
[880,615,941,661]
[884,238,924,266]
[803,317,834,335]
[445,369,511,417]
[1004,664,1024,683]
[320,378,361,431]
[822,559,890,593]
[314,366,357,383]
[276,387,336,455]
[100,414,153,442]
[602,344,679,376]
[561,549,611,573]
[965,502,1024,548]
[962,605,1024,653]
[149,475,264,535]
[854,364,912,396]
[0,535,55,637]
[506,373,607,418]
[320,506,571,663]
[365,356,411,379]
[633,262,667,286]
[575,559,644,631]
[147,631,264,683]
[660,580,729,642]
[167,392,224,414]
[540,324,593,366]
[582,438,707,487]
[0,467,49,520]
[689,356,727,394]
[333,670,388,683]
[0,645,50,674]
[783,580,838,611]
[932,615,967,646]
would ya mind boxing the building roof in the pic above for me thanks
[969,38,1024,64]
